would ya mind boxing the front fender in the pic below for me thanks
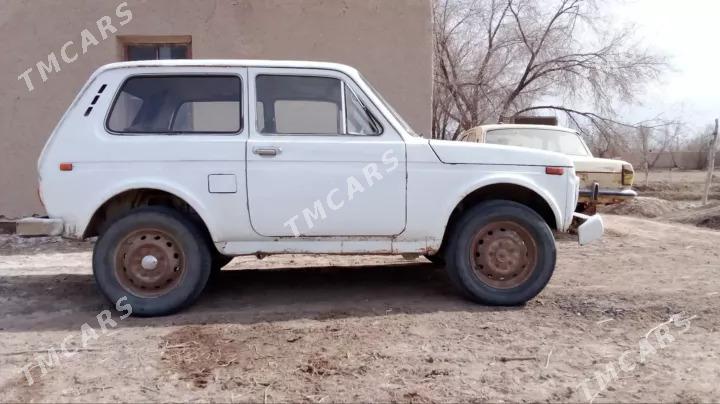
[444,172,565,231]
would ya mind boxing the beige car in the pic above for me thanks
[460,124,636,209]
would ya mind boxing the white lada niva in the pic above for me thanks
[32,60,603,316]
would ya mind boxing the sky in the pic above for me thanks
[614,0,720,131]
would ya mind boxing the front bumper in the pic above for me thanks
[579,188,637,204]
[573,213,604,245]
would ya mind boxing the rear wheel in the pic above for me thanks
[210,249,233,278]
[212,252,233,271]
[445,200,556,305]
[197,226,233,278]
[92,206,212,317]
[424,253,445,267]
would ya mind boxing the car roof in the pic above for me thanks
[94,59,360,76]
[479,124,578,134]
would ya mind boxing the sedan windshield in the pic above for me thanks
[485,128,591,156]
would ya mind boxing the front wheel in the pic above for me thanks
[445,200,556,305]
[92,206,212,317]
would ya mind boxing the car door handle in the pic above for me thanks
[253,147,281,157]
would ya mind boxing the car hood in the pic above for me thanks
[570,155,628,173]
[429,139,573,167]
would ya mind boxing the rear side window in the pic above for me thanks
[107,76,242,134]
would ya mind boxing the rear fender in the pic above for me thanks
[76,180,216,240]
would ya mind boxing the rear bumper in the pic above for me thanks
[16,217,64,237]
[572,213,604,245]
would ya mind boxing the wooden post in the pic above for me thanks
[702,118,719,205]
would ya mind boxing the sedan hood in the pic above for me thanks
[429,139,573,167]
[570,155,627,173]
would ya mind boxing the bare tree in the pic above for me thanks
[433,0,668,140]
[433,0,514,138]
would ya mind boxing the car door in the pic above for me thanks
[98,69,250,243]
[245,67,406,237]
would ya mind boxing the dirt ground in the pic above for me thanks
[1,170,719,403]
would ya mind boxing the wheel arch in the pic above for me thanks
[436,179,562,255]
[82,185,215,241]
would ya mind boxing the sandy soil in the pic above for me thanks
[0,212,718,403]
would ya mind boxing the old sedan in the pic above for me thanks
[460,124,637,211]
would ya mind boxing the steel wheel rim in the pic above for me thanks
[469,220,538,289]
[114,228,185,297]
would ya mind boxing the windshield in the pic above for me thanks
[485,128,591,156]
[359,74,420,136]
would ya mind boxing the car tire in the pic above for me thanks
[92,206,212,317]
[195,224,233,278]
[445,200,556,305]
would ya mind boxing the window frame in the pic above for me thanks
[253,73,384,137]
[343,82,383,136]
[118,35,193,61]
[104,74,244,136]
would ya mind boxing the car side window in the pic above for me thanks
[255,74,380,135]
[107,75,242,134]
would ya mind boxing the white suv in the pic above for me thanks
[34,60,603,316]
